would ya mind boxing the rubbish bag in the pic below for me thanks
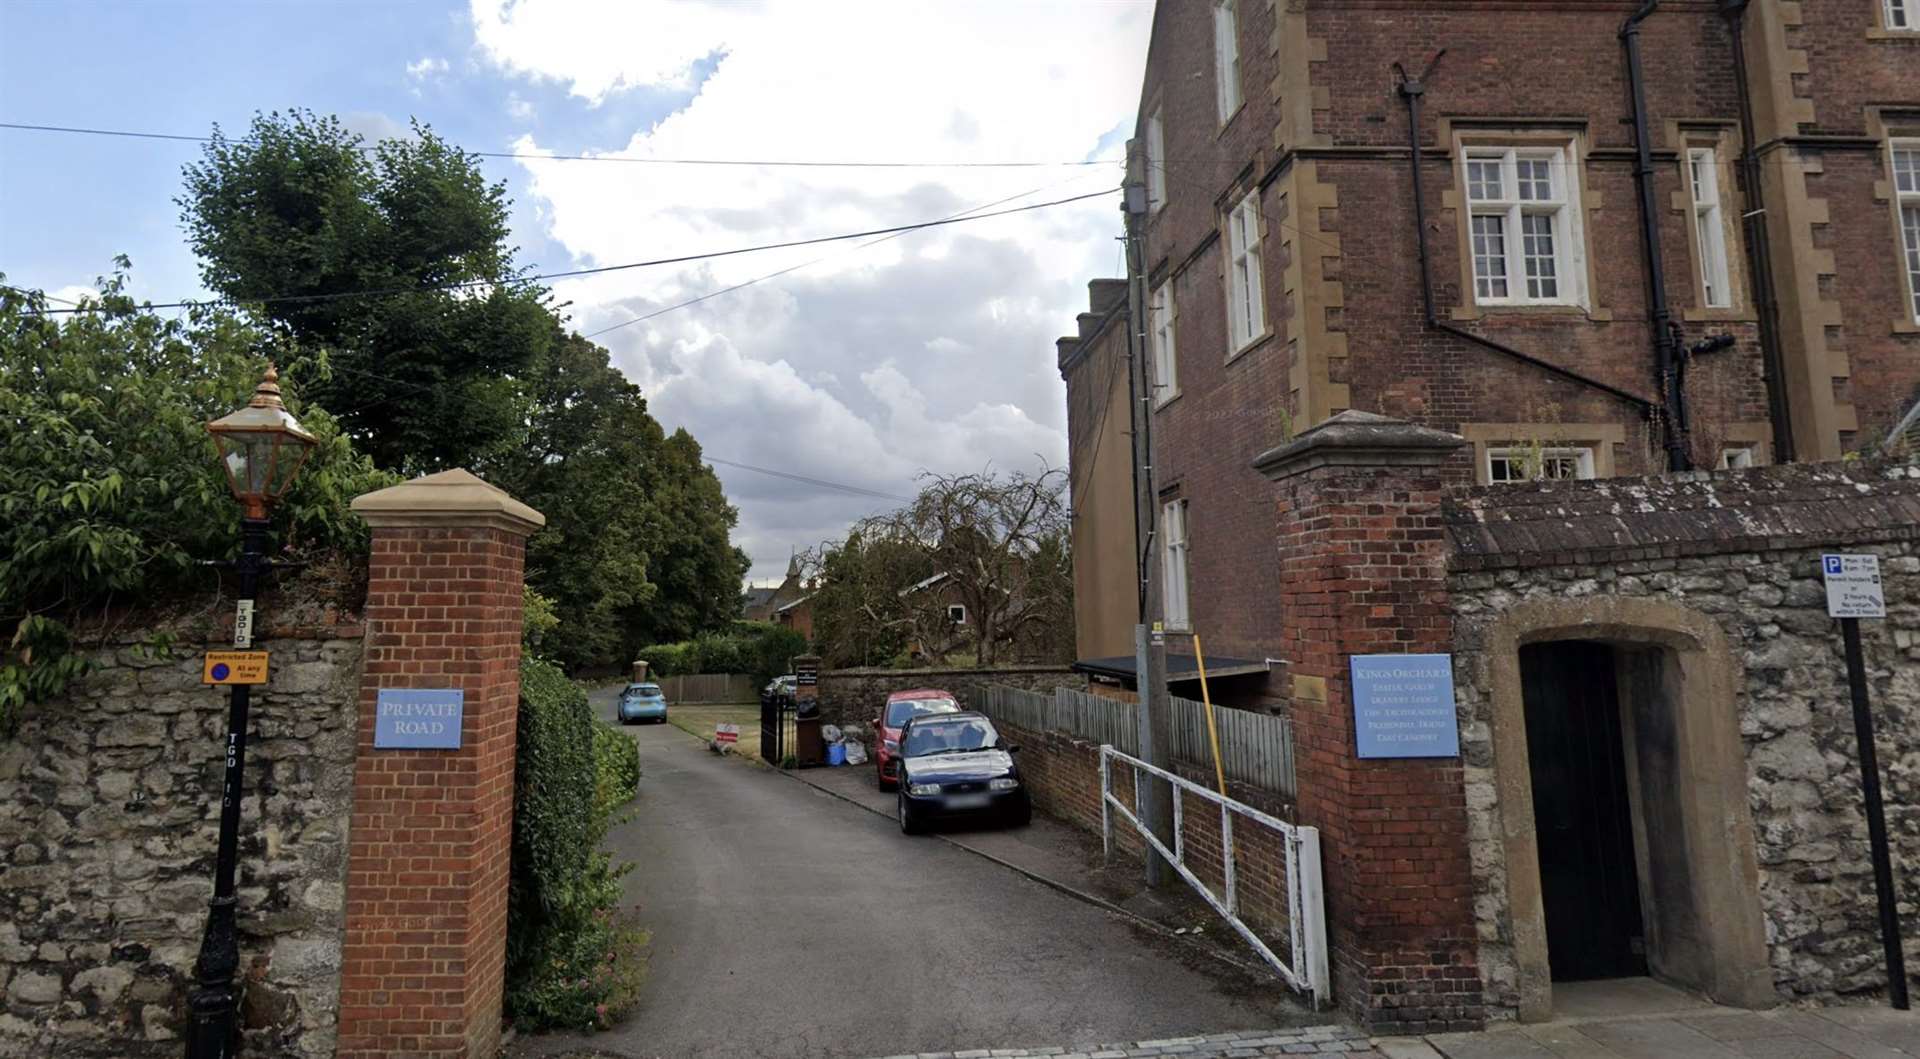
[821,724,843,745]
[843,740,868,765]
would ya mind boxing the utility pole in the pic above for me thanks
[1122,137,1176,887]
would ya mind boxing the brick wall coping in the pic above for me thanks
[1446,459,1920,572]
[1253,410,1466,481]
[351,467,546,534]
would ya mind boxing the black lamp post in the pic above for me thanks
[185,366,316,1059]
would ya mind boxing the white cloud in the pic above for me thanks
[467,0,1148,580]
[405,55,450,82]
[505,92,535,121]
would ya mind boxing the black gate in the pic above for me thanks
[760,693,796,767]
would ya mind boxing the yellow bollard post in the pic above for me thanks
[1193,634,1227,797]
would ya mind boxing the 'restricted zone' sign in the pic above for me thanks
[374,688,465,749]
[1349,653,1461,759]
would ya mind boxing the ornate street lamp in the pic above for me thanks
[186,366,316,1059]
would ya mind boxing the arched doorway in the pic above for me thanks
[1482,598,1775,1021]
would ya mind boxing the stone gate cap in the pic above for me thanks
[350,468,546,534]
[1253,409,1465,481]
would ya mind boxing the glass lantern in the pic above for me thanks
[206,365,318,520]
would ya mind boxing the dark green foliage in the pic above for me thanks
[177,111,751,673]
[592,722,640,820]
[490,334,749,669]
[179,110,551,474]
[507,657,647,1031]
[0,271,396,726]
[636,623,807,687]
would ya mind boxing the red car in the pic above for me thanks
[874,688,960,790]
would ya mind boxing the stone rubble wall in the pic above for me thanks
[1445,462,1920,1014]
[0,624,363,1058]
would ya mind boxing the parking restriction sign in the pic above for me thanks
[1822,554,1886,619]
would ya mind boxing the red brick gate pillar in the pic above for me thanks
[336,470,544,1058]
[1253,411,1481,1032]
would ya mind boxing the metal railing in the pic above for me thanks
[1099,745,1329,1006]
[977,684,1295,797]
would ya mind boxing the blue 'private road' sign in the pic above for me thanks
[374,688,464,749]
[1349,653,1460,759]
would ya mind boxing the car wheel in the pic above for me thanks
[898,792,921,835]
[1009,799,1032,828]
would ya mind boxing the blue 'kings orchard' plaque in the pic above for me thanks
[374,688,464,750]
[1349,654,1460,759]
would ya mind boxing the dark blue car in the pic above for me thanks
[895,711,1030,834]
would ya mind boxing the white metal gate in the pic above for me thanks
[1099,745,1330,1006]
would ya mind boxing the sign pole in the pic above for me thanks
[1840,616,1909,1011]
[186,516,270,1059]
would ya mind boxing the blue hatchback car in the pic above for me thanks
[617,682,668,724]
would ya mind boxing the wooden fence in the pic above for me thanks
[977,684,1296,798]
[654,673,757,704]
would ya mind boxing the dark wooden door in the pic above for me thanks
[1520,641,1649,981]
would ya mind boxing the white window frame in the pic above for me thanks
[1146,108,1166,213]
[1718,446,1757,469]
[1150,281,1179,405]
[1887,0,1913,30]
[1225,192,1266,352]
[1688,148,1733,309]
[1160,499,1191,631]
[1461,144,1588,309]
[1213,0,1242,123]
[946,604,968,625]
[1486,445,1596,484]
[1893,139,1920,323]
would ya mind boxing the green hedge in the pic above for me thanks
[506,658,646,1031]
[636,622,806,687]
[592,721,640,820]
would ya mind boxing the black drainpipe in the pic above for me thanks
[1722,0,1796,462]
[1622,1,1693,471]
[1394,57,1661,418]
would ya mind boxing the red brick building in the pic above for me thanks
[1068,0,1920,699]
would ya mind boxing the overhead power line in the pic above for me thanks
[20,187,1119,316]
[704,458,913,503]
[270,359,919,504]
[582,173,1108,338]
[0,121,1120,169]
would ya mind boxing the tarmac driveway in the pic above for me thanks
[516,687,1309,1059]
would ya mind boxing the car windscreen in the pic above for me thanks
[626,685,660,697]
[901,717,996,757]
[884,698,958,728]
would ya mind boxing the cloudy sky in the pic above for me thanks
[1,0,1151,583]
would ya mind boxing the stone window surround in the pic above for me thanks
[1444,124,1599,321]
[1224,189,1268,357]
[1468,596,1773,1022]
[1872,0,1917,36]
[1160,496,1192,633]
[1151,279,1180,407]
[1145,104,1167,215]
[1459,422,1626,485]
[1212,0,1243,127]
[1890,136,1920,325]
[1868,109,1920,335]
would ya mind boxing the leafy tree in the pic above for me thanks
[0,267,396,726]
[177,110,752,671]
[804,468,1074,667]
[179,110,552,473]
[487,332,748,669]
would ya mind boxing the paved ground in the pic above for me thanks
[514,688,1316,1059]
[517,688,1919,1059]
